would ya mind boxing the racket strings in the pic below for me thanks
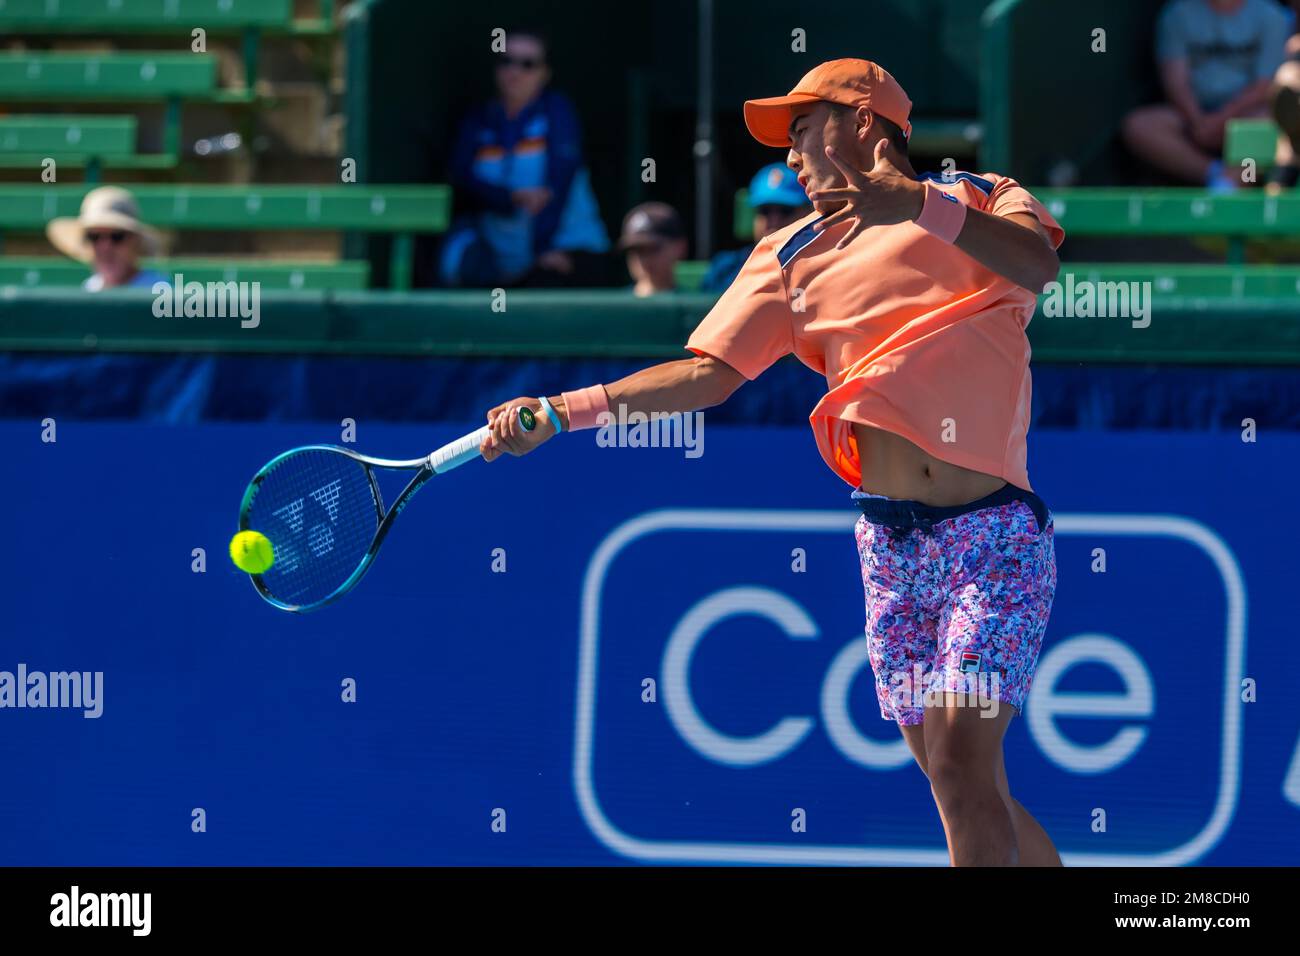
[245,450,380,607]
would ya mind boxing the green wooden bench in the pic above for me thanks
[0,53,221,99]
[0,0,320,87]
[0,53,234,158]
[0,0,333,32]
[0,256,369,291]
[1224,118,1279,174]
[1055,262,1300,299]
[0,0,292,29]
[0,115,175,182]
[0,116,136,156]
[0,184,451,289]
[1036,188,1300,263]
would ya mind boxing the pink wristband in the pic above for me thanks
[560,384,610,431]
[914,182,967,244]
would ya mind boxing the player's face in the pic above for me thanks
[786,103,858,214]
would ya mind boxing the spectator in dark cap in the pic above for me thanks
[619,201,687,296]
[701,163,812,291]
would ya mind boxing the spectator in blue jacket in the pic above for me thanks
[700,163,811,292]
[439,28,610,287]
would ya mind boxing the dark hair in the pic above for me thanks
[827,102,908,156]
[504,26,549,61]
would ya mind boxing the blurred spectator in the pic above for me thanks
[439,27,610,287]
[1122,0,1292,191]
[700,163,811,292]
[618,202,687,297]
[46,186,168,291]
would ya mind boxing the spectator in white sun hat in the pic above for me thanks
[46,186,170,291]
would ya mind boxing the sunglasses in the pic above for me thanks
[85,230,128,246]
[498,55,544,70]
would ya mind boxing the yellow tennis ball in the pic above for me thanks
[230,530,275,574]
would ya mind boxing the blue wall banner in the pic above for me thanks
[0,422,1294,865]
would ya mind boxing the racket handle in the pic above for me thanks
[429,406,535,474]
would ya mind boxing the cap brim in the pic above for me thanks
[743,93,822,148]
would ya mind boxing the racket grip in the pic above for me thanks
[429,406,535,474]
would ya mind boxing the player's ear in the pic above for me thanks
[856,106,873,143]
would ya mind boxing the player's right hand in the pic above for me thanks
[481,397,555,461]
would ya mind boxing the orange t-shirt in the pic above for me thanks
[685,171,1065,491]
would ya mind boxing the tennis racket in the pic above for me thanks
[237,406,535,612]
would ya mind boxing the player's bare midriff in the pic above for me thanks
[852,421,1008,507]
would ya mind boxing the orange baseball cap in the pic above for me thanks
[743,58,913,148]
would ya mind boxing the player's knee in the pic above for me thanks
[1275,62,1300,94]
[925,747,995,801]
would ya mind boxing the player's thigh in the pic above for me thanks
[856,516,938,725]
[935,501,1056,724]
[922,698,1015,786]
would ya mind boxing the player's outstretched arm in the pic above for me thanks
[481,355,746,461]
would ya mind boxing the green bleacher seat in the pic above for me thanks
[0,184,449,230]
[1055,262,1300,299]
[0,257,368,291]
[0,0,292,30]
[0,115,174,180]
[0,53,218,99]
[1034,188,1300,263]
[1036,189,1300,234]
[0,184,451,289]
[0,1,321,89]
[0,115,135,156]
[1224,118,1279,173]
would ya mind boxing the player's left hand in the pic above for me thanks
[808,140,926,249]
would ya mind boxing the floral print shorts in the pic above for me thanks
[853,485,1056,726]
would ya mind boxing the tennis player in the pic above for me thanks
[482,59,1064,867]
